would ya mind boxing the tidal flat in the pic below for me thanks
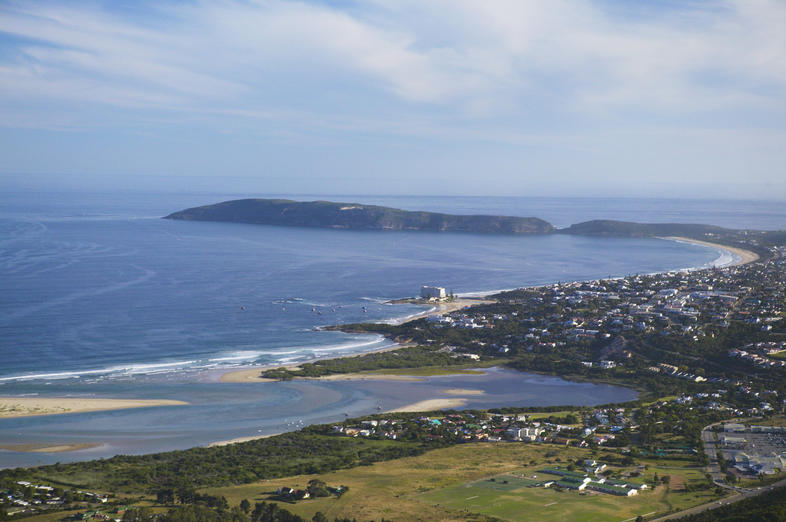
[0,367,636,468]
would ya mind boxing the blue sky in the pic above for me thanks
[1,0,785,198]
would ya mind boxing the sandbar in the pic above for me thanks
[0,397,188,418]
[663,236,759,267]
[0,442,101,453]
[442,388,485,396]
[387,398,468,413]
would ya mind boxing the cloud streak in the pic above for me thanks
[0,0,784,197]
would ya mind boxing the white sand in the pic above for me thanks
[386,398,468,413]
[206,433,282,447]
[441,388,485,396]
[0,397,188,418]
[663,236,759,267]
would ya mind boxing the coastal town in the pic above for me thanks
[3,237,786,521]
[399,242,786,399]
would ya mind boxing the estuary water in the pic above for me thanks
[0,192,781,467]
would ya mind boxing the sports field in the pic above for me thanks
[204,443,725,521]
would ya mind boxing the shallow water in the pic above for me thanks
[0,368,637,468]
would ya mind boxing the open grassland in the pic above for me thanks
[204,443,723,521]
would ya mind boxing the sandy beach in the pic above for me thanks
[0,397,188,418]
[390,298,495,324]
[386,398,468,413]
[206,432,282,447]
[662,236,759,267]
[441,388,485,396]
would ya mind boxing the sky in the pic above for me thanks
[1,0,785,199]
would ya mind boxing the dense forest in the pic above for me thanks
[0,434,425,493]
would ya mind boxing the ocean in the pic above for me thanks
[0,192,783,467]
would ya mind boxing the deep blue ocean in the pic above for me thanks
[0,192,784,467]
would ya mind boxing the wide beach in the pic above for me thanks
[662,236,759,266]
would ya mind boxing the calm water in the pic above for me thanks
[0,192,781,467]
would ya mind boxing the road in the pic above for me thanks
[652,479,786,520]
[651,421,786,521]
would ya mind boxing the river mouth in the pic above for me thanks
[0,367,636,468]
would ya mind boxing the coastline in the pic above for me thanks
[0,397,188,419]
[218,343,413,383]
[661,236,759,267]
[206,432,282,447]
[384,297,495,324]
[219,236,757,385]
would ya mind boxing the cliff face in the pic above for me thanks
[164,199,556,235]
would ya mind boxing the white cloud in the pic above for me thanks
[2,0,785,118]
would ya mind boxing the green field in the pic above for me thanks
[204,443,725,521]
[418,457,720,521]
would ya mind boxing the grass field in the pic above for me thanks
[204,443,724,521]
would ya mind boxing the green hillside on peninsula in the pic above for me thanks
[164,198,556,235]
[559,219,731,237]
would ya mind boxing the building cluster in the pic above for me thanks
[720,423,786,476]
[416,244,786,391]
[537,465,647,496]
[647,363,707,382]
[729,342,786,369]
[1,481,108,518]
[330,408,633,448]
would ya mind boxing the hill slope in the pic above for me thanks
[164,199,556,235]
[559,220,731,237]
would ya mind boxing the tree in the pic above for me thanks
[176,488,195,504]
[157,489,175,505]
[240,499,251,514]
[312,513,328,522]
[306,479,330,498]
[123,507,154,521]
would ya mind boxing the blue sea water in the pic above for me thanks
[0,192,783,467]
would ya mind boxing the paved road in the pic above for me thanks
[651,421,785,521]
[652,479,786,521]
